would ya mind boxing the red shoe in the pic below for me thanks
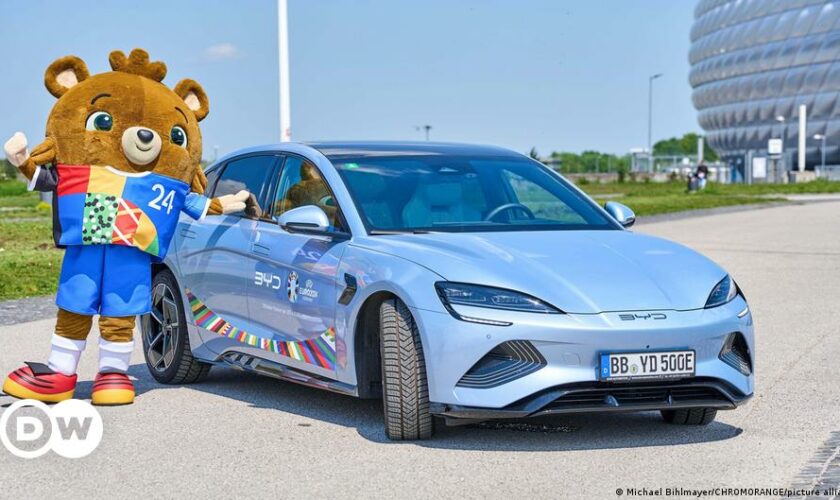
[91,372,134,406]
[2,362,77,403]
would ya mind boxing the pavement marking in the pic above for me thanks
[789,431,840,499]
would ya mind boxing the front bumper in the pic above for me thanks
[412,296,754,412]
[431,377,752,424]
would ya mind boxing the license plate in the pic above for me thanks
[599,350,695,381]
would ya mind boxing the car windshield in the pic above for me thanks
[332,153,619,233]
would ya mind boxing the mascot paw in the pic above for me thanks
[217,190,250,215]
[2,362,77,403]
[29,137,57,167]
[244,192,262,218]
[91,372,135,406]
[3,132,29,168]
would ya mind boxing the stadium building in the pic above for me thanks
[690,0,840,179]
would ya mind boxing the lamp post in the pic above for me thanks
[813,133,826,175]
[415,125,432,141]
[278,0,291,142]
[775,115,786,180]
[648,73,663,172]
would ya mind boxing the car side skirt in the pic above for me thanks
[214,350,358,397]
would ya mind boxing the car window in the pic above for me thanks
[333,155,616,232]
[501,169,587,224]
[214,155,277,214]
[272,156,344,230]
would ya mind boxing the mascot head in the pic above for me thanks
[43,48,209,188]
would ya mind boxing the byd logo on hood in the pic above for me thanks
[618,313,667,321]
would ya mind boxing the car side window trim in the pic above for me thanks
[211,153,283,219]
[203,164,223,198]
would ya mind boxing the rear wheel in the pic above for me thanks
[379,298,433,440]
[660,408,717,425]
[141,270,211,384]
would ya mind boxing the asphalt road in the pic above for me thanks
[1,201,839,499]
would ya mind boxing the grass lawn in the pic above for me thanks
[580,178,840,196]
[0,219,62,300]
[577,181,790,217]
[573,179,840,216]
[0,180,61,300]
[596,193,783,217]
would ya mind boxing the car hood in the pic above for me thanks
[356,230,726,314]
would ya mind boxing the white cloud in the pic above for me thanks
[204,43,240,61]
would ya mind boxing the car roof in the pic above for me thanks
[307,141,524,159]
[208,141,527,170]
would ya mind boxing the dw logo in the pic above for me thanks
[0,399,103,459]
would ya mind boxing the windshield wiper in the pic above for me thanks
[368,229,433,235]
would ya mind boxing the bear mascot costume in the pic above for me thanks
[2,48,250,405]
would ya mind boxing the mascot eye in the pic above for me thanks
[170,126,188,148]
[85,111,113,131]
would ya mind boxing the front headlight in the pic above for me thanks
[435,282,563,314]
[705,275,739,308]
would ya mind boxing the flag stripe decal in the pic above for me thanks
[186,289,336,370]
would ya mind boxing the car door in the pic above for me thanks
[174,154,280,349]
[245,154,348,376]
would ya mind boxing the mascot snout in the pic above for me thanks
[121,126,161,165]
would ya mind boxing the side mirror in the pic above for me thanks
[604,201,636,228]
[275,205,350,240]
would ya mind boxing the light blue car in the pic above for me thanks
[141,142,754,440]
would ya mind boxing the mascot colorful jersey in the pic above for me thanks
[31,163,208,258]
[2,48,250,406]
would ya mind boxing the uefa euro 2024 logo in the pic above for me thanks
[0,399,103,459]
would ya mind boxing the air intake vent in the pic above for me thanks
[457,340,546,389]
[719,332,752,375]
[540,380,732,413]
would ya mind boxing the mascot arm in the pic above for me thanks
[4,133,56,183]
[185,191,259,219]
[182,192,212,221]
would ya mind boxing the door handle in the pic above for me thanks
[179,228,197,239]
[252,243,271,255]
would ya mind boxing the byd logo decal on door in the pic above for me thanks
[0,399,103,459]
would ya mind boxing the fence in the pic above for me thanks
[817,165,840,181]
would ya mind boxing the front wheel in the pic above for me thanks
[660,408,717,425]
[379,298,434,440]
[141,270,211,384]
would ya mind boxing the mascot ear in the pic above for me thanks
[174,79,209,122]
[44,55,90,98]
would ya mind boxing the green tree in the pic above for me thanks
[0,159,18,180]
[653,132,719,162]
[547,150,630,174]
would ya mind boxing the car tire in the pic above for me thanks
[379,298,434,440]
[141,270,211,384]
[660,408,717,425]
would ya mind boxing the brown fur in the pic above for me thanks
[54,308,93,341]
[54,309,134,343]
[41,48,209,190]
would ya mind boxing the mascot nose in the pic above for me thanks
[136,129,155,144]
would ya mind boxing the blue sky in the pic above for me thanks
[1,0,699,159]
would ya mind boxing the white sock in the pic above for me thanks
[98,338,134,373]
[47,334,87,376]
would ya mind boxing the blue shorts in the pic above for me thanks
[56,245,152,316]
